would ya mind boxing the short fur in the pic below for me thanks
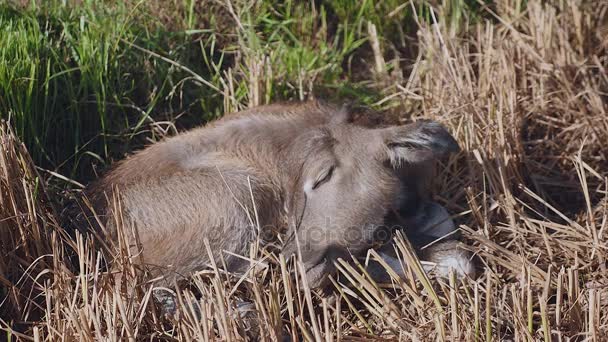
[80,101,459,287]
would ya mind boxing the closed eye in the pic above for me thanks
[388,141,425,149]
[312,166,335,190]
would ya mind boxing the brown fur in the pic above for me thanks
[83,101,459,287]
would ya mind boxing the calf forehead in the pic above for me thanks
[330,126,380,159]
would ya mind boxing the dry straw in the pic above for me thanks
[1,0,607,340]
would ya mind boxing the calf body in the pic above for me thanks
[84,102,463,287]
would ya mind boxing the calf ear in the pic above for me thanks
[379,120,459,166]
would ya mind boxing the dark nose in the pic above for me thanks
[323,245,350,264]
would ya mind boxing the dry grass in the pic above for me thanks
[1,0,608,340]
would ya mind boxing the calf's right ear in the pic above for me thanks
[378,120,460,167]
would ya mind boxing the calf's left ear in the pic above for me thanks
[378,120,460,166]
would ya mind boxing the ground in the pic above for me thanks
[0,0,607,340]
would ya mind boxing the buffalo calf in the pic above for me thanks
[80,102,470,288]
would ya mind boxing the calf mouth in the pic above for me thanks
[299,245,350,289]
[304,259,332,288]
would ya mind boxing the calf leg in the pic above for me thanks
[368,241,474,282]
[366,201,474,282]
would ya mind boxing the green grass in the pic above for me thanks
[0,0,485,184]
[0,2,172,181]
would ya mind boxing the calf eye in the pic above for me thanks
[312,166,335,190]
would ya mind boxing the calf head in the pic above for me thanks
[282,118,459,287]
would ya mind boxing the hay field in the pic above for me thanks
[1,0,607,340]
